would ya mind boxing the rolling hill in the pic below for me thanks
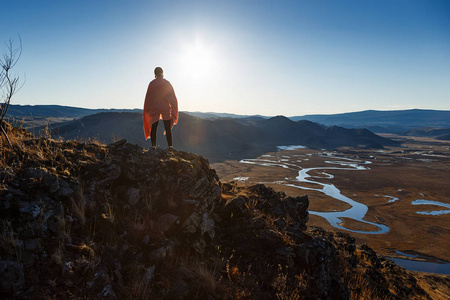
[43,111,400,162]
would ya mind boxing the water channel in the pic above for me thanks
[239,147,450,274]
[240,150,390,234]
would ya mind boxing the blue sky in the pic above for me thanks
[2,0,449,116]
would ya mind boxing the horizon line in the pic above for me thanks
[9,103,450,117]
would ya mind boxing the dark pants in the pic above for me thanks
[151,120,172,147]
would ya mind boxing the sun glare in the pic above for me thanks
[180,40,215,80]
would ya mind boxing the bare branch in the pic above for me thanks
[0,35,23,147]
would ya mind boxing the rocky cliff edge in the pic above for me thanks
[0,125,435,299]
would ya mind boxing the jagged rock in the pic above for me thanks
[250,217,266,230]
[78,143,221,256]
[126,187,141,206]
[200,213,215,239]
[5,187,24,197]
[47,214,63,234]
[99,284,118,299]
[24,238,42,252]
[57,180,74,198]
[0,260,25,296]
[183,212,202,234]
[189,177,210,198]
[157,213,179,234]
[223,196,247,215]
[18,201,41,218]
[144,265,156,284]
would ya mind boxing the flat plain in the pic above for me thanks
[212,135,450,265]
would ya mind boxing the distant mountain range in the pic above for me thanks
[290,109,450,134]
[9,105,450,133]
[186,109,450,134]
[8,105,449,161]
[8,104,140,118]
[184,111,270,120]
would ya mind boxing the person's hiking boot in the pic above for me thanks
[168,146,173,151]
[152,146,157,150]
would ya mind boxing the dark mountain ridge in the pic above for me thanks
[9,105,450,135]
[42,111,400,162]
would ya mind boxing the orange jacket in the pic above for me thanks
[143,77,178,139]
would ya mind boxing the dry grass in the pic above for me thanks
[272,265,304,300]
[195,263,217,291]
[101,201,115,223]
[184,255,219,294]
[5,129,25,150]
[70,184,87,226]
[118,264,153,300]
[244,198,258,210]
[84,135,104,146]
[220,193,234,201]
[77,243,95,260]
[141,195,153,212]
[51,243,64,266]
[145,246,222,299]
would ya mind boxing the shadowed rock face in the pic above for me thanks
[0,126,433,299]
[80,141,221,254]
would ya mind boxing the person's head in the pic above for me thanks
[154,67,163,78]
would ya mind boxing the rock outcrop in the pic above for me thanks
[216,183,429,299]
[0,125,435,299]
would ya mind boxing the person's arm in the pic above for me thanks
[143,83,152,113]
[169,83,178,123]
[170,86,178,112]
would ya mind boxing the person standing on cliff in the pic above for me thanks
[143,67,179,150]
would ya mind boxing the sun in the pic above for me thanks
[180,39,215,80]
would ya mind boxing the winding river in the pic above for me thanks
[240,150,391,234]
[290,159,390,234]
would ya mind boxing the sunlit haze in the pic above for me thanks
[2,0,449,116]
